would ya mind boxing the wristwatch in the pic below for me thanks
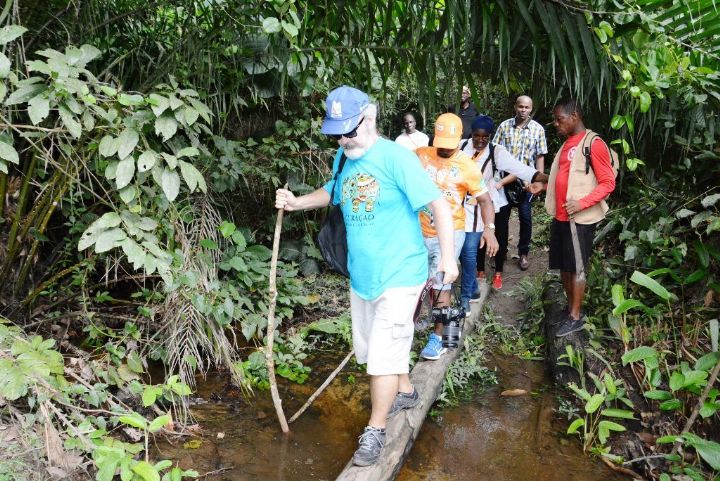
[487,223,496,230]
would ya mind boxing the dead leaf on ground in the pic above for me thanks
[500,388,528,396]
[704,290,714,307]
[636,432,657,445]
[216,432,225,439]
[44,421,82,470]
[0,425,18,442]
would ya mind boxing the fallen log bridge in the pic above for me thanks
[335,283,491,481]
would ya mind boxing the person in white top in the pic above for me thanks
[460,116,547,293]
[394,112,429,151]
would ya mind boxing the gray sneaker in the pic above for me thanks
[387,387,420,418]
[352,426,386,466]
[556,316,585,337]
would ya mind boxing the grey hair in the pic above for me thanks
[362,103,379,133]
[363,103,378,120]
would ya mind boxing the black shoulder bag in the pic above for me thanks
[317,153,350,278]
[502,176,526,207]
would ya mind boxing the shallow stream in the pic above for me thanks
[155,350,623,481]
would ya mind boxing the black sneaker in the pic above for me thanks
[352,426,386,466]
[556,317,585,337]
[387,387,420,418]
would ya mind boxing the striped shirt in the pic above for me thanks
[493,118,548,168]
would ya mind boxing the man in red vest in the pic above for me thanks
[542,97,616,337]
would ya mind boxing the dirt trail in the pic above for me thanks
[397,213,623,481]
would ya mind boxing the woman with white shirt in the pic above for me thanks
[460,116,548,294]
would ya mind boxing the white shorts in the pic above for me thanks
[424,230,465,290]
[350,283,425,376]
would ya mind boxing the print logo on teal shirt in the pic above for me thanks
[342,173,380,214]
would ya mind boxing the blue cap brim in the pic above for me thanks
[321,113,362,135]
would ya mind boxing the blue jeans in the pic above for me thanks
[517,192,532,256]
[460,231,482,301]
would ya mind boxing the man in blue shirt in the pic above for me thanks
[275,86,457,467]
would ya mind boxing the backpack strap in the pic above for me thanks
[583,133,598,174]
[481,143,497,176]
[461,139,470,151]
[329,152,348,205]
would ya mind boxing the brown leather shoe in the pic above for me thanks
[519,254,529,271]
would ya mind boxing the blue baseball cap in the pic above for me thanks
[321,86,370,135]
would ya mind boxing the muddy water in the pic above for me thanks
[154,351,371,480]
[155,350,622,481]
[397,353,623,481]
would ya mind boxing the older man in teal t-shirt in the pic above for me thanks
[275,86,457,467]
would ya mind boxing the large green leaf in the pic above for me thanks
[160,168,181,202]
[0,359,28,400]
[116,157,136,189]
[0,140,19,165]
[601,408,635,420]
[0,25,27,44]
[137,150,157,172]
[621,346,658,365]
[585,393,605,413]
[117,128,139,160]
[630,270,672,301]
[178,160,206,193]
[612,299,645,316]
[27,94,50,124]
[95,228,127,253]
[0,52,11,79]
[154,114,177,141]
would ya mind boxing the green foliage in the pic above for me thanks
[0,317,196,481]
[4,1,719,478]
[504,274,548,360]
[142,376,193,407]
[436,330,498,407]
[658,433,720,472]
[565,369,634,452]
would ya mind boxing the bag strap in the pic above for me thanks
[569,220,586,282]
[461,139,470,151]
[480,143,497,175]
[583,133,600,175]
[328,152,348,205]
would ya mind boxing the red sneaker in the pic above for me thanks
[492,273,503,290]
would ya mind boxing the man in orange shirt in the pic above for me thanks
[416,113,499,359]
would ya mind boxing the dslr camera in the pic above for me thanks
[431,304,465,348]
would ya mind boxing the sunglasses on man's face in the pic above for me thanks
[329,117,365,140]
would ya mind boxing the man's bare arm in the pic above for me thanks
[275,187,331,211]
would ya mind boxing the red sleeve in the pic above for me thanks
[579,138,616,210]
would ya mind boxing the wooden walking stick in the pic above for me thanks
[266,184,290,433]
